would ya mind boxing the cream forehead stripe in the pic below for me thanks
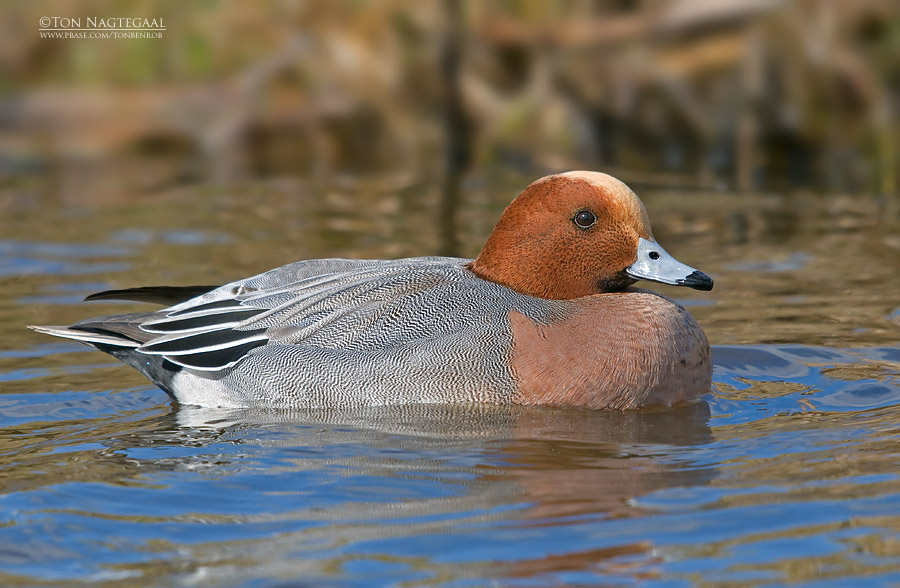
[558,171,651,236]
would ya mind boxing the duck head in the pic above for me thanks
[468,171,713,300]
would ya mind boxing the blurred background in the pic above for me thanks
[3,1,900,349]
[3,1,898,197]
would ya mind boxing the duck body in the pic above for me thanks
[32,172,713,410]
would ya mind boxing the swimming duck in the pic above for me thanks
[31,171,713,410]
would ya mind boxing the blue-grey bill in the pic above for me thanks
[626,237,714,291]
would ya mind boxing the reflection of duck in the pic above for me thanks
[165,402,715,584]
[173,401,714,524]
[32,172,713,409]
[0,399,714,585]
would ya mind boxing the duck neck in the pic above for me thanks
[467,244,595,300]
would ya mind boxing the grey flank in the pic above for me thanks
[35,257,571,408]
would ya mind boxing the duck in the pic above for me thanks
[30,171,713,410]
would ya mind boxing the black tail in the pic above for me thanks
[30,285,221,398]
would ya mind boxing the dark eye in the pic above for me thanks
[573,210,596,228]
[649,251,660,260]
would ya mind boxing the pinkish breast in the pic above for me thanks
[509,290,711,409]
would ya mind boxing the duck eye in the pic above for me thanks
[573,210,596,228]
[649,251,660,260]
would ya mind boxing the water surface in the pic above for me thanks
[2,176,900,586]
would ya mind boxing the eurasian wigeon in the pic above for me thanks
[31,171,713,410]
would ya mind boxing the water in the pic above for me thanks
[2,175,900,586]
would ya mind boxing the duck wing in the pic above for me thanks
[38,257,516,374]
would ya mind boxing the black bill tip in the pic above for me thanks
[678,270,714,291]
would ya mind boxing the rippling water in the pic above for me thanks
[3,176,900,586]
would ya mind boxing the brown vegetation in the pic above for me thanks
[1,1,897,194]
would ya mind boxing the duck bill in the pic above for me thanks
[626,237,714,291]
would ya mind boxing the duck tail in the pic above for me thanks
[28,316,182,397]
[27,324,141,348]
[28,284,223,349]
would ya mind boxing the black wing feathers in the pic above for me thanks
[85,285,220,305]
[141,308,266,333]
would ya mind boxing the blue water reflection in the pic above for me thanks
[0,241,131,277]
[1,342,899,586]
